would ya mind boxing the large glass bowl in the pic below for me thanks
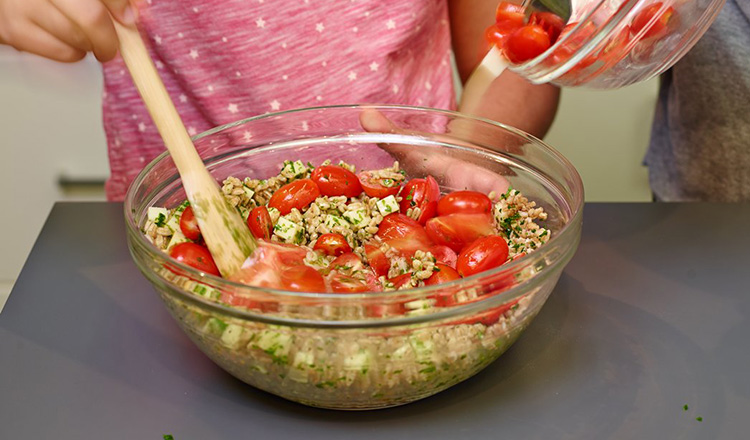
[514,0,725,88]
[124,105,584,410]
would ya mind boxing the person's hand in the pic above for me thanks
[358,108,511,197]
[0,0,135,62]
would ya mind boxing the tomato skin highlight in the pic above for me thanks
[505,24,552,64]
[311,165,363,198]
[456,235,510,277]
[179,205,201,241]
[268,179,321,215]
[170,242,221,276]
[398,176,440,224]
[495,1,526,26]
[437,191,492,216]
[425,213,495,253]
[313,233,352,257]
[377,213,433,257]
[429,244,458,269]
[247,206,273,240]
[358,170,402,199]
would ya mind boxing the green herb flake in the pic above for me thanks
[164,436,175,440]
[683,404,689,411]
[696,417,703,422]
[154,213,167,227]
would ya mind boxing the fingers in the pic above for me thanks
[102,0,136,26]
[30,4,92,53]
[50,0,120,61]
[8,23,86,62]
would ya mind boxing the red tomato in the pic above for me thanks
[279,264,327,292]
[364,243,391,277]
[398,176,440,224]
[424,264,461,286]
[598,26,631,68]
[430,244,458,268]
[504,24,552,64]
[268,178,320,215]
[170,242,220,276]
[528,11,565,43]
[484,21,523,48]
[313,233,352,257]
[474,300,519,326]
[631,3,674,39]
[358,170,403,199]
[548,22,597,69]
[388,273,413,290]
[247,206,273,240]
[456,235,510,277]
[328,252,364,273]
[329,268,381,293]
[228,240,308,288]
[366,302,407,318]
[436,191,492,216]
[495,1,526,26]
[179,205,201,241]
[425,213,495,253]
[377,213,432,257]
[311,165,363,198]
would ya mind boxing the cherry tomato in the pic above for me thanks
[268,178,320,215]
[358,170,403,199]
[279,264,327,292]
[474,300,519,326]
[329,268,381,293]
[328,252,364,273]
[484,21,522,48]
[179,205,201,241]
[387,273,413,290]
[631,3,674,39]
[549,21,598,69]
[313,233,352,257]
[366,302,407,318]
[398,176,440,224]
[170,242,220,276]
[430,244,458,269]
[247,206,273,240]
[528,11,565,43]
[311,165,363,198]
[456,235,510,277]
[495,1,526,26]
[377,213,432,257]
[424,264,461,286]
[504,24,552,64]
[364,243,391,277]
[228,240,308,288]
[436,191,492,216]
[425,213,495,253]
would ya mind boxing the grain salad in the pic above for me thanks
[142,159,554,408]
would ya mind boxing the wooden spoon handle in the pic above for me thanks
[114,21,256,277]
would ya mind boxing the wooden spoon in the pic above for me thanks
[114,22,256,277]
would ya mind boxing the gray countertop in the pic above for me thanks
[1,202,748,439]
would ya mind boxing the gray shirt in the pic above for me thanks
[645,0,750,201]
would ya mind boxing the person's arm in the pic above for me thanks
[449,0,560,139]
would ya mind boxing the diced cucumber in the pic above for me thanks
[344,348,371,373]
[147,207,169,227]
[267,206,281,223]
[254,330,292,364]
[282,160,308,178]
[202,317,228,336]
[220,324,247,349]
[243,186,255,201]
[239,206,250,221]
[376,195,399,215]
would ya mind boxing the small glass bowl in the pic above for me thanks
[515,0,726,88]
[124,105,584,410]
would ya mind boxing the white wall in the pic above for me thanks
[0,47,659,309]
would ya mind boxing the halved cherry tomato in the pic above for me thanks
[425,213,495,253]
[631,3,674,39]
[424,264,461,286]
[366,302,407,318]
[364,243,391,277]
[229,240,308,288]
[311,165,363,198]
[247,206,273,239]
[548,21,597,69]
[504,24,552,64]
[398,176,440,224]
[328,252,363,273]
[495,1,526,26]
[429,244,458,269]
[437,191,492,216]
[170,242,220,276]
[474,300,519,326]
[358,170,403,199]
[329,268,381,293]
[313,233,352,257]
[179,205,201,241]
[456,235,510,277]
[484,21,523,48]
[528,11,565,43]
[377,213,432,257]
[387,273,413,290]
[268,178,320,215]
[279,264,327,292]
